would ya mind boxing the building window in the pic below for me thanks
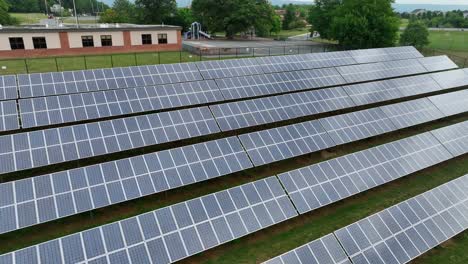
[157,34,168,44]
[32,37,47,49]
[9,38,25,50]
[101,35,112,47]
[142,34,152,45]
[81,36,94,47]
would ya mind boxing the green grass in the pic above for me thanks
[400,18,409,28]
[10,13,47,24]
[427,30,468,57]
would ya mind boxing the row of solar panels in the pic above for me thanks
[0,61,465,136]
[1,77,466,176]
[1,120,466,264]
[0,90,466,235]
[0,46,424,100]
[265,173,468,264]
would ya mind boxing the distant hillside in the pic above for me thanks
[175,0,313,7]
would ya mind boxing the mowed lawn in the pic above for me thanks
[427,30,468,57]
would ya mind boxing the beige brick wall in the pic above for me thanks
[67,31,124,48]
[0,33,61,51]
[130,30,178,45]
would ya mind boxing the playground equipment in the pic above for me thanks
[185,22,212,40]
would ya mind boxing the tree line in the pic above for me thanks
[399,10,468,28]
[7,0,109,15]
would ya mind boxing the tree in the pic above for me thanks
[112,0,135,22]
[307,0,340,39]
[270,15,281,35]
[399,20,429,49]
[0,0,17,25]
[135,0,177,24]
[99,9,120,23]
[167,8,193,31]
[192,0,277,39]
[282,4,296,30]
[7,0,40,13]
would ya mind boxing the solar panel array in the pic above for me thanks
[335,174,468,264]
[263,233,351,264]
[264,174,468,264]
[211,87,356,131]
[0,177,297,264]
[348,46,423,64]
[18,80,223,128]
[238,120,336,166]
[278,132,452,214]
[17,63,202,98]
[195,58,264,79]
[418,55,459,72]
[0,137,253,234]
[430,120,468,157]
[430,69,468,88]
[343,74,442,106]
[0,107,220,174]
[0,101,19,132]
[0,75,17,100]
[428,89,468,116]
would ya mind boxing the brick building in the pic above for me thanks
[0,24,182,58]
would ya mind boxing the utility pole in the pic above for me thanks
[72,0,80,28]
[44,0,49,16]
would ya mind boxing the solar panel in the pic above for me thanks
[278,132,452,214]
[256,51,357,74]
[431,121,468,157]
[238,120,335,166]
[428,89,468,116]
[343,75,442,106]
[0,176,297,264]
[319,108,397,145]
[17,63,203,98]
[195,58,264,79]
[0,136,253,234]
[0,75,17,100]
[0,101,19,132]
[418,55,459,72]
[379,98,445,129]
[216,68,346,100]
[19,80,223,128]
[430,69,468,89]
[210,87,355,131]
[348,46,423,64]
[0,107,220,175]
[334,174,468,264]
[336,58,427,83]
[263,233,351,264]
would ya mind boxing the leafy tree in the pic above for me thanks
[307,0,340,39]
[112,0,135,22]
[135,0,177,24]
[99,9,120,23]
[399,20,429,49]
[0,0,17,25]
[270,14,281,35]
[7,0,40,13]
[192,0,277,39]
[167,8,193,31]
[282,4,296,30]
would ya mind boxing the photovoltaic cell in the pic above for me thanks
[334,174,468,264]
[428,89,468,116]
[319,108,397,145]
[210,87,355,131]
[263,234,351,264]
[256,51,357,74]
[216,68,346,100]
[0,107,220,175]
[195,58,264,79]
[238,120,335,166]
[17,63,203,98]
[430,69,468,89]
[379,98,445,129]
[0,137,253,234]
[418,55,459,72]
[348,46,423,64]
[391,74,442,97]
[0,177,297,264]
[336,59,427,83]
[278,132,452,214]
[19,80,223,128]
[431,121,468,157]
[0,75,18,100]
[0,101,19,132]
